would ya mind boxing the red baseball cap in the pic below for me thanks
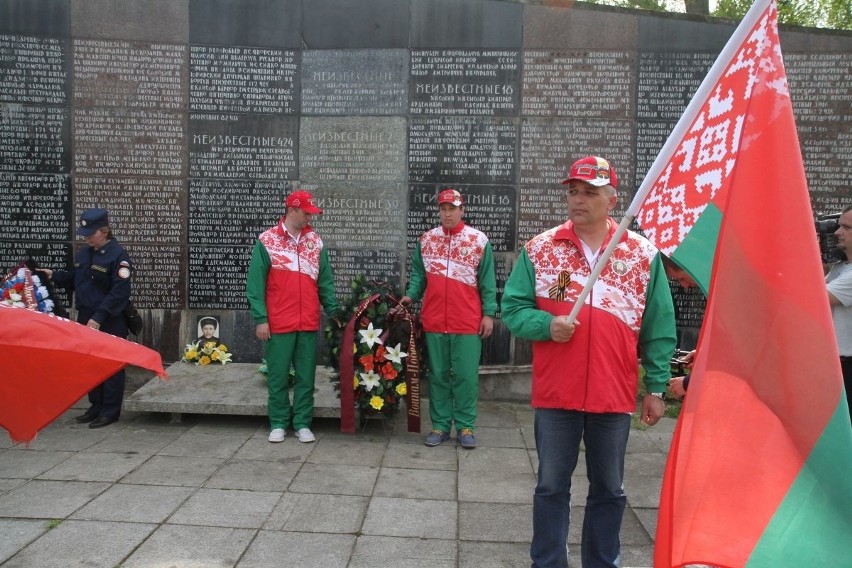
[285,190,322,214]
[562,156,618,189]
[437,189,463,207]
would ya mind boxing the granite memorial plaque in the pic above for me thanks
[405,184,515,252]
[188,244,251,309]
[189,113,297,180]
[0,103,69,173]
[327,248,402,299]
[0,173,70,242]
[634,121,672,187]
[189,179,287,246]
[799,120,852,215]
[0,0,70,37]
[637,52,716,121]
[75,177,184,245]
[74,108,185,177]
[300,116,406,182]
[125,244,185,309]
[670,280,706,332]
[70,0,189,44]
[520,117,633,215]
[410,49,520,116]
[301,49,407,116]
[190,45,298,114]
[523,50,633,118]
[312,182,407,250]
[73,39,186,110]
[410,0,523,49]
[408,116,517,184]
[517,185,569,245]
[302,0,409,49]
[787,53,852,121]
[0,34,68,105]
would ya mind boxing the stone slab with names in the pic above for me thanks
[188,244,251,310]
[520,118,633,217]
[327,248,402,298]
[190,45,298,115]
[0,34,69,105]
[406,184,517,253]
[301,49,408,116]
[409,49,520,116]
[189,179,287,246]
[73,39,186,110]
[408,116,517,184]
[299,116,407,183]
[517,185,570,245]
[0,173,70,242]
[124,244,185,310]
[74,108,185,177]
[75,177,185,245]
[636,52,716,121]
[313,181,407,250]
[189,113,298,180]
[0,104,69,173]
[523,50,633,118]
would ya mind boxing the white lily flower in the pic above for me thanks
[358,322,383,349]
[359,370,381,391]
[385,343,408,365]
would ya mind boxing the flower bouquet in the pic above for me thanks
[1,264,55,313]
[325,276,424,424]
[182,340,232,365]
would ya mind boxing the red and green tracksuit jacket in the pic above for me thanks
[501,219,676,413]
[246,220,338,332]
[406,222,497,333]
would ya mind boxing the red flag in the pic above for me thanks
[0,304,166,444]
[653,1,852,566]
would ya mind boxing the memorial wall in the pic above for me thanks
[2,0,851,364]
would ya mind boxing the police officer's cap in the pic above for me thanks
[76,208,110,236]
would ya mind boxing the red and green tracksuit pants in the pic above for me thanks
[265,331,317,431]
[425,332,481,433]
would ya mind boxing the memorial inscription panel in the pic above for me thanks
[189,179,286,245]
[0,34,68,105]
[408,117,517,184]
[190,45,298,114]
[523,50,633,118]
[188,245,251,310]
[301,49,407,116]
[189,114,297,180]
[73,40,185,110]
[74,108,185,177]
[0,173,70,241]
[637,52,715,120]
[518,185,570,245]
[410,50,520,116]
[126,244,185,309]
[315,182,407,250]
[327,248,402,298]
[0,104,69,173]
[520,118,633,215]
[75,177,184,245]
[406,184,516,252]
[300,117,406,182]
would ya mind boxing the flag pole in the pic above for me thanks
[564,0,772,324]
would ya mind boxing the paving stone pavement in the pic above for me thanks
[0,399,675,567]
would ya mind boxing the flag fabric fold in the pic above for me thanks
[0,304,166,444]
[639,1,852,566]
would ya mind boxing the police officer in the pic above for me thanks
[43,208,133,428]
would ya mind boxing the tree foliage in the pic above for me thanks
[582,0,852,30]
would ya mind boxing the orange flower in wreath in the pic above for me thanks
[381,362,397,380]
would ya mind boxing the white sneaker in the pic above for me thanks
[268,428,285,443]
[296,428,316,443]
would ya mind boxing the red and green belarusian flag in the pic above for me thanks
[630,0,852,565]
[0,304,166,444]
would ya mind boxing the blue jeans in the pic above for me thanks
[530,409,631,568]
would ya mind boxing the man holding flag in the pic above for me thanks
[502,156,676,568]
[623,0,852,565]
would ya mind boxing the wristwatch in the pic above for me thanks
[648,392,666,400]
